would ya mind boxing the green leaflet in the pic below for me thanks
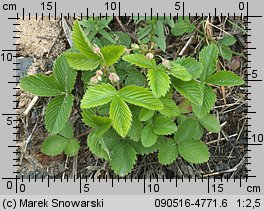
[101,45,126,66]
[175,57,202,79]
[199,44,219,81]
[64,52,101,71]
[20,74,63,96]
[81,83,117,109]
[192,84,216,118]
[158,139,178,165]
[206,71,244,86]
[127,108,142,142]
[123,54,156,69]
[159,98,180,117]
[171,78,203,106]
[91,115,113,137]
[219,45,233,61]
[72,21,99,59]
[178,140,209,164]
[141,123,158,147]
[119,85,164,110]
[41,135,68,156]
[45,94,74,134]
[153,116,177,135]
[87,131,110,160]
[147,67,171,98]
[139,108,155,122]
[53,54,77,93]
[174,118,200,143]
[64,139,80,157]
[218,35,236,46]
[109,141,137,177]
[198,114,221,132]
[59,122,74,139]
[110,96,132,137]
[154,21,166,52]
[125,70,145,86]
[169,61,193,81]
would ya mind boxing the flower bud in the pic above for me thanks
[146,53,154,60]
[93,45,101,54]
[96,70,103,77]
[109,73,119,83]
[89,76,99,85]
[131,43,139,50]
[162,59,171,69]
[97,75,102,81]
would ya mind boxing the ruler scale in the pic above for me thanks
[0,0,263,210]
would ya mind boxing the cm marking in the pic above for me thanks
[2,3,17,11]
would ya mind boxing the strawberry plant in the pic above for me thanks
[20,20,244,176]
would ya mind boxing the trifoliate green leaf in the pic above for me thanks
[175,57,202,79]
[64,52,101,71]
[20,74,63,96]
[81,109,96,127]
[123,54,156,69]
[119,85,164,110]
[171,17,195,36]
[53,54,77,93]
[101,45,126,66]
[147,67,171,98]
[41,135,68,156]
[139,108,155,121]
[199,44,219,81]
[198,114,221,132]
[175,118,200,143]
[192,84,216,118]
[206,71,244,86]
[178,140,209,164]
[110,96,132,137]
[169,62,192,81]
[141,123,158,147]
[81,83,117,109]
[171,78,203,106]
[45,94,74,134]
[153,116,177,135]
[64,139,80,157]
[158,139,178,165]
[109,141,137,176]
[159,99,180,117]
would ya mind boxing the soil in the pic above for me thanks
[16,16,247,179]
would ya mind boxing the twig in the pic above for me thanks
[47,27,63,57]
[115,16,139,44]
[77,128,93,139]
[61,17,73,47]
[179,34,194,56]
[23,96,39,116]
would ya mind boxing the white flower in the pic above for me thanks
[89,76,99,85]
[96,70,103,76]
[146,53,154,60]
[131,43,139,50]
[93,45,101,54]
[162,59,171,69]
[109,73,119,83]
